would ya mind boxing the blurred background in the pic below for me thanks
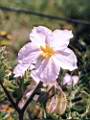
[0,0,90,120]
[0,0,90,55]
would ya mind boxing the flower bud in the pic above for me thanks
[46,91,67,115]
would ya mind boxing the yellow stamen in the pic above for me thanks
[40,45,55,58]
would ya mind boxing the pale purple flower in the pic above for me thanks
[63,73,79,86]
[14,26,77,84]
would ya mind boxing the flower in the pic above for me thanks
[14,26,77,84]
[63,73,79,86]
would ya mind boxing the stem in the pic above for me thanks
[22,81,43,112]
[0,80,19,112]
[0,80,43,120]
[19,111,24,120]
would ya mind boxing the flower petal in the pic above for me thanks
[63,74,79,86]
[31,57,60,84]
[72,75,79,85]
[14,42,41,77]
[51,29,73,50]
[30,26,52,47]
[13,63,29,77]
[54,48,77,71]
[63,73,72,85]
[18,42,40,62]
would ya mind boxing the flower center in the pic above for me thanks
[40,45,55,58]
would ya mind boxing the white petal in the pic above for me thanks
[18,42,40,62]
[52,29,73,50]
[72,76,79,85]
[63,73,72,85]
[54,48,77,71]
[30,26,52,47]
[63,74,79,86]
[31,57,60,84]
[13,63,29,77]
[17,42,41,67]
[14,42,41,77]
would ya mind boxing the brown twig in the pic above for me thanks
[0,80,43,120]
[21,81,43,112]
